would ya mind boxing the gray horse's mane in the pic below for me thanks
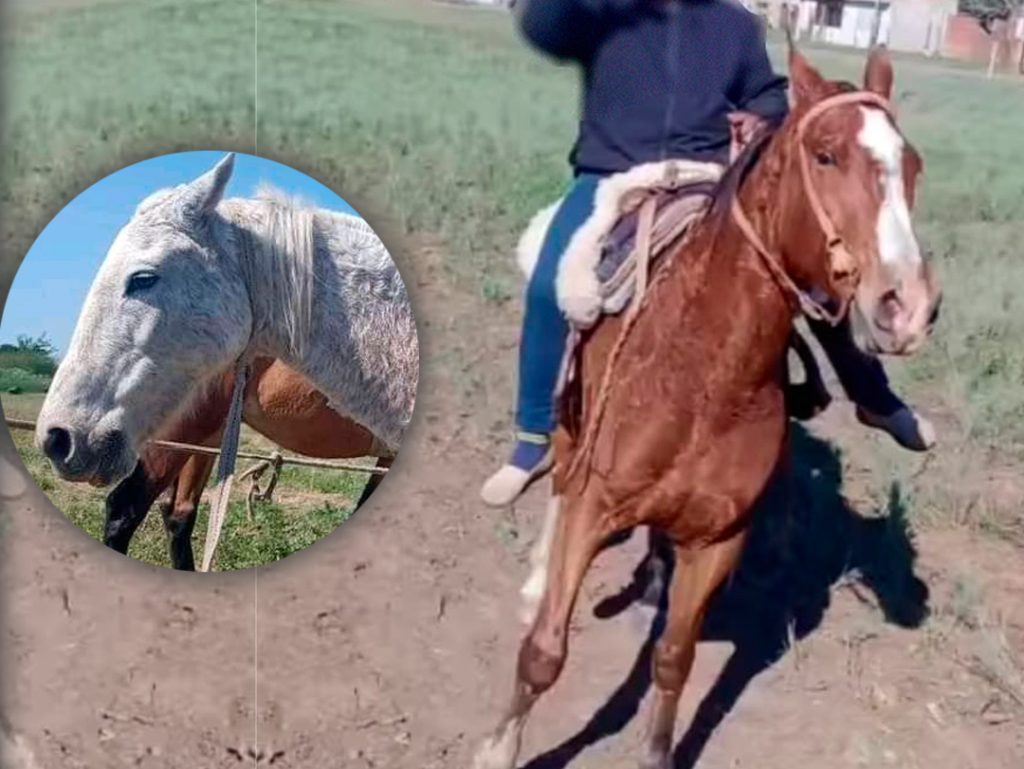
[137,181,389,358]
[216,185,398,360]
[224,187,317,358]
[133,179,414,448]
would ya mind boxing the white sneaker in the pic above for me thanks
[855,405,936,452]
[480,447,554,507]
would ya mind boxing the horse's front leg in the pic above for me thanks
[354,456,393,508]
[475,493,609,769]
[642,521,747,769]
[103,462,163,555]
[519,492,562,625]
[160,454,215,571]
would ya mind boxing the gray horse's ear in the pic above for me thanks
[183,153,235,218]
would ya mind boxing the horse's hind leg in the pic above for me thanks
[474,494,609,769]
[160,454,215,571]
[642,527,747,769]
[640,527,675,608]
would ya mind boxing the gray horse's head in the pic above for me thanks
[36,154,251,486]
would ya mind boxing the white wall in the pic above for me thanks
[797,2,889,48]
[888,0,957,54]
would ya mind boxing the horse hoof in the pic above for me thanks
[0,725,42,769]
[472,736,517,769]
[638,750,671,769]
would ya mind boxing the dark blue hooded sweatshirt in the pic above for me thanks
[516,0,790,172]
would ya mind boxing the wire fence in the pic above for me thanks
[3,418,389,476]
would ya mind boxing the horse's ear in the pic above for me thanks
[788,48,827,109]
[182,153,235,218]
[864,46,894,99]
[781,6,797,54]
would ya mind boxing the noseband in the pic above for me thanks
[731,90,895,326]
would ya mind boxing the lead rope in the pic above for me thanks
[564,195,662,482]
[199,357,250,572]
[730,196,849,325]
[630,196,656,320]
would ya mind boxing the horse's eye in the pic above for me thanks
[815,151,837,167]
[126,271,159,295]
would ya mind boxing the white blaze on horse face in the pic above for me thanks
[857,107,921,272]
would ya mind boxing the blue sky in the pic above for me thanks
[1,151,360,356]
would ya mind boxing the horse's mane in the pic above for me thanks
[230,186,318,359]
[706,125,779,229]
[704,80,859,231]
[226,186,406,360]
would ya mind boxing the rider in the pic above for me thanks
[481,0,935,507]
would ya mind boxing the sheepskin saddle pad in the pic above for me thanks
[516,159,725,329]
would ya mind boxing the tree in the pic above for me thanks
[0,334,58,378]
[15,333,56,357]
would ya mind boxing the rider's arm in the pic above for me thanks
[514,0,629,62]
[730,23,790,124]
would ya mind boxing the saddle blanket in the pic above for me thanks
[516,159,725,328]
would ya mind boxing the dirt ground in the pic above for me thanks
[2,236,1023,769]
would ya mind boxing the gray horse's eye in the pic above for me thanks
[125,271,160,295]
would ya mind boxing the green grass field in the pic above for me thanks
[0,368,50,393]
[4,0,1022,443]
[2,0,1022,558]
[0,392,373,570]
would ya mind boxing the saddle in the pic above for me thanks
[515,159,832,423]
[597,180,720,314]
[557,160,724,327]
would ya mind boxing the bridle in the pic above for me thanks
[731,90,895,326]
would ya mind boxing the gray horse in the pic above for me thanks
[37,154,418,487]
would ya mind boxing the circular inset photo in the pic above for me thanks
[0,151,419,571]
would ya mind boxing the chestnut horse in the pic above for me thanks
[103,358,391,570]
[474,49,940,769]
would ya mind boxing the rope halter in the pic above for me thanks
[732,90,895,326]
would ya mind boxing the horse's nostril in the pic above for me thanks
[928,295,942,327]
[43,427,73,464]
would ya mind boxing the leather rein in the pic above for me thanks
[731,90,895,326]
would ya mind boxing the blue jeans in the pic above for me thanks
[808,317,904,416]
[513,172,904,435]
[516,173,604,434]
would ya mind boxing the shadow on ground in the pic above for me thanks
[521,424,930,769]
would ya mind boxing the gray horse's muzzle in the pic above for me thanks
[38,424,132,487]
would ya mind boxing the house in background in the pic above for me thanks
[755,0,1021,70]
[755,0,891,49]
[799,0,892,49]
[887,0,958,55]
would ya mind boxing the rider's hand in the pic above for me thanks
[727,111,767,161]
